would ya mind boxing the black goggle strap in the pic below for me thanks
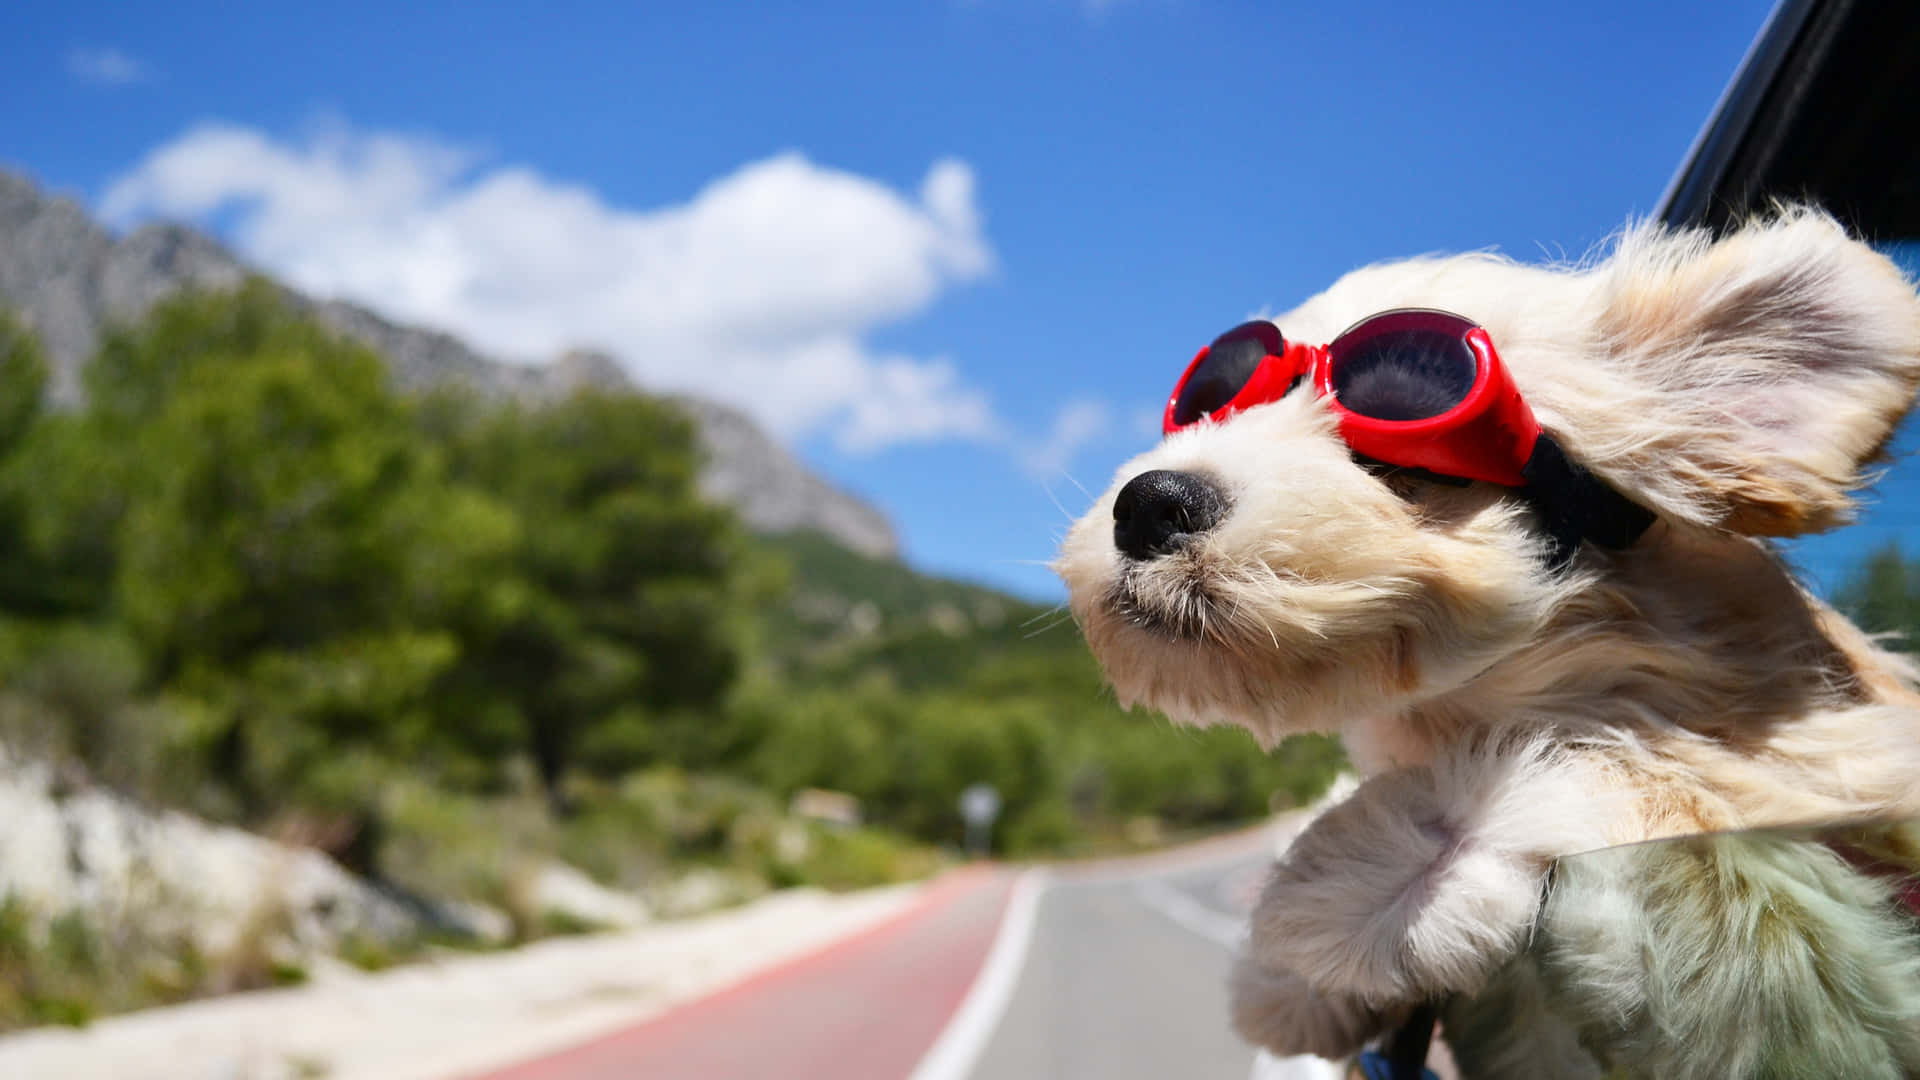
[1518,433,1656,569]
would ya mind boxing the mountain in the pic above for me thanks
[0,168,898,559]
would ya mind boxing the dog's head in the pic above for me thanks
[1057,211,1920,746]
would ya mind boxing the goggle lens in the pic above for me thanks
[1327,313,1480,422]
[1170,321,1284,428]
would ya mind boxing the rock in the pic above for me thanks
[927,603,970,636]
[789,789,862,829]
[522,863,651,931]
[435,899,516,946]
[0,166,899,559]
[649,867,763,919]
[0,743,444,956]
[671,396,897,559]
[847,600,883,636]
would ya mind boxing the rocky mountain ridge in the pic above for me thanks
[0,167,898,559]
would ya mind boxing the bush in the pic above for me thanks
[780,825,945,891]
[0,895,211,1032]
[376,779,555,914]
[1001,798,1076,855]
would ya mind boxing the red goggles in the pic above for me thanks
[1162,309,1541,487]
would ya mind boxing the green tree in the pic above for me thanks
[82,286,514,816]
[1835,541,1920,647]
[4,283,361,620]
[432,390,749,808]
[0,312,53,612]
[0,311,44,457]
[0,418,125,615]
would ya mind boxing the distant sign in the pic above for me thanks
[959,783,1001,826]
[959,783,1001,858]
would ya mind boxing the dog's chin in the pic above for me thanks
[1105,565,1217,643]
[1073,578,1408,745]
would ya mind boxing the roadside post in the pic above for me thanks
[958,783,1001,858]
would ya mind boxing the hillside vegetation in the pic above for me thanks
[0,285,1341,1026]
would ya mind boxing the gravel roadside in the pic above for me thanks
[0,881,921,1080]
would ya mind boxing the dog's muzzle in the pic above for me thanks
[1112,469,1229,561]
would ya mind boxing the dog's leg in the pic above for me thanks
[1229,953,1396,1059]
[1248,744,1605,1004]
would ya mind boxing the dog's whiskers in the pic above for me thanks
[1024,612,1077,639]
[1038,478,1082,527]
[1228,595,1283,650]
[1019,603,1067,630]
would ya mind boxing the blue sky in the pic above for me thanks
[12,0,1908,601]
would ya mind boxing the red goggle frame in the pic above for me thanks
[1162,309,1542,488]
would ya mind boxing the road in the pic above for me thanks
[956,838,1275,1080]
[472,822,1340,1080]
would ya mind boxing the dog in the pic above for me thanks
[1055,209,1920,1077]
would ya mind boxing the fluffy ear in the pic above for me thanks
[1584,209,1920,536]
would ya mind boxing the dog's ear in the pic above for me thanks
[1588,209,1920,536]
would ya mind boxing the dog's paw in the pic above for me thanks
[1229,954,1394,1060]
[1250,751,1596,1002]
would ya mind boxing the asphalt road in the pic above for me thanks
[473,822,1345,1080]
[960,841,1274,1080]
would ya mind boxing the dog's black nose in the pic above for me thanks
[1112,469,1229,561]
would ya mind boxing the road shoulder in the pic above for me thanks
[0,880,923,1080]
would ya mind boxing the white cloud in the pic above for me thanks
[67,47,146,86]
[102,121,1006,452]
[1016,398,1113,479]
[1131,404,1165,440]
[839,352,1000,452]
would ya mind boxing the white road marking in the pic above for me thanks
[1250,1049,1347,1080]
[906,867,1049,1080]
[1131,877,1246,949]
[1131,877,1346,1080]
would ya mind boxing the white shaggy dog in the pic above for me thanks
[1055,210,1920,1077]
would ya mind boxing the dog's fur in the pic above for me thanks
[1055,210,1920,1077]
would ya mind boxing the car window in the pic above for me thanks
[1660,0,1920,597]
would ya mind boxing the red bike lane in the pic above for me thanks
[468,865,1016,1080]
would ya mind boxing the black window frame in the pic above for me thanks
[1658,0,1920,243]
